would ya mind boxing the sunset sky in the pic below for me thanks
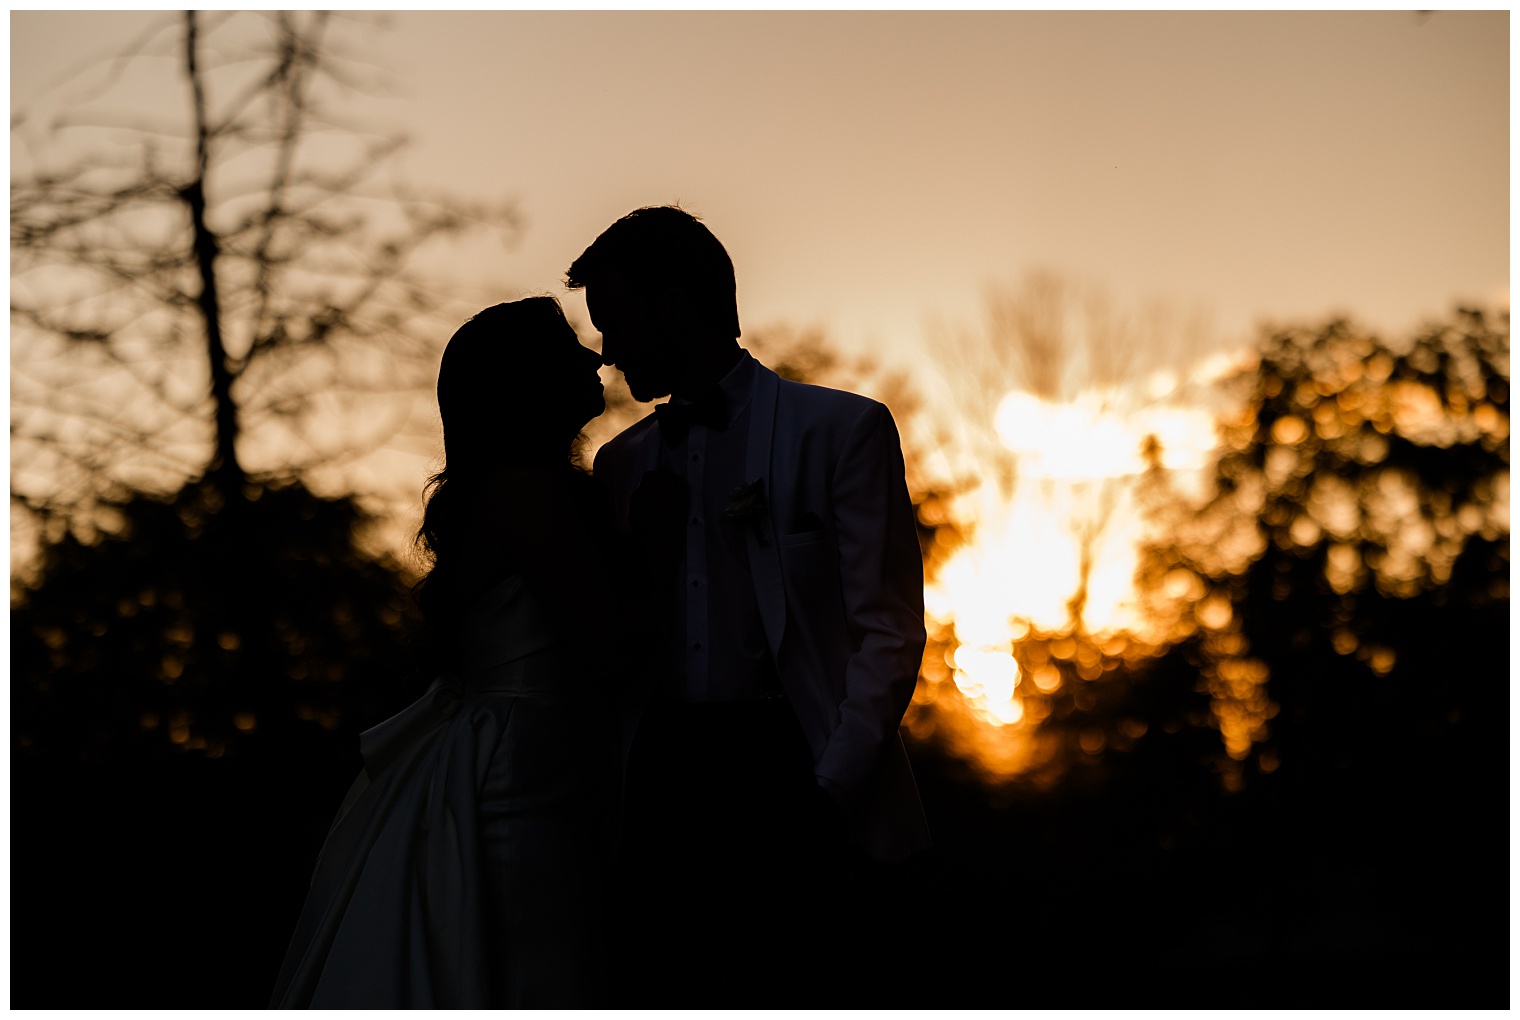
[11,10,1510,375]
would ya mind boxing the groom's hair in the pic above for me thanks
[566,205,740,339]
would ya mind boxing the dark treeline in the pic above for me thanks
[905,307,1509,1004]
[10,307,1509,1006]
[11,479,424,1005]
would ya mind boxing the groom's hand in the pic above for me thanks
[815,775,849,809]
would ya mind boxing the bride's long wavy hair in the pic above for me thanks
[414,298,590,647]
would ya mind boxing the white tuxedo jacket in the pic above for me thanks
[595,355,932,863]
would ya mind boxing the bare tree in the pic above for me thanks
[11,12,519,554]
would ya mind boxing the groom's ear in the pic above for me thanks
[654,283,696,334]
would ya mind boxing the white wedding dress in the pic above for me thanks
[271,572,620,1007]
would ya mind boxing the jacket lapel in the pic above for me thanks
[636,413,663,477]
[605,417,666,536]
[745,363,786,659]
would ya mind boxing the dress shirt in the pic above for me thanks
[658,350,776,702]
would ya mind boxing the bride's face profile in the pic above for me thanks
[502,306,605,447]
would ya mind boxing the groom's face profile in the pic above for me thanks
[585,270,687,403]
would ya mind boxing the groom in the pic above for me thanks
[568,206,930,1002]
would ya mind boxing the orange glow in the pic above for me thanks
[1271,416,1308,445]
[1031,665,1062,694]
[1194,596,1232,631]
[924,385,1221,639]
[1330,629,1359,656]
[908,342,1240,781]
[908,310,1508,785]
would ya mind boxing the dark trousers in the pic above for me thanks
[613,697,858,1006]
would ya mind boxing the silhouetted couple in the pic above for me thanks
[271,207,930,1008]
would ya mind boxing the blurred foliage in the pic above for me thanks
[900,308,1508,988]
[11,477,425,1006]
[12,478,422,767]
[911,620,1212,794]
[1134,307,1508,788]
[905,307,1508,794]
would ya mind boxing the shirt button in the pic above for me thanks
[691,454,700,462]
[691,516,700,526]
[692,579,701,588]
[692,642,703,651]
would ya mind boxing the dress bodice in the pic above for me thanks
[455,572,584,696]
[458,574,557,670]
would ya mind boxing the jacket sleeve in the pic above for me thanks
[812,401,926,798]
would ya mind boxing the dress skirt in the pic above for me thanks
[271,577,618,1008]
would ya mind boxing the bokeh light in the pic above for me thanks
[906,309,1508,787]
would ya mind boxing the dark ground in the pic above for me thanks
[10,726,1506,1008]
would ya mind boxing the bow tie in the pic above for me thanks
[654,387,728,446]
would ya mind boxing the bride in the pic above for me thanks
[272,297,633,1007]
